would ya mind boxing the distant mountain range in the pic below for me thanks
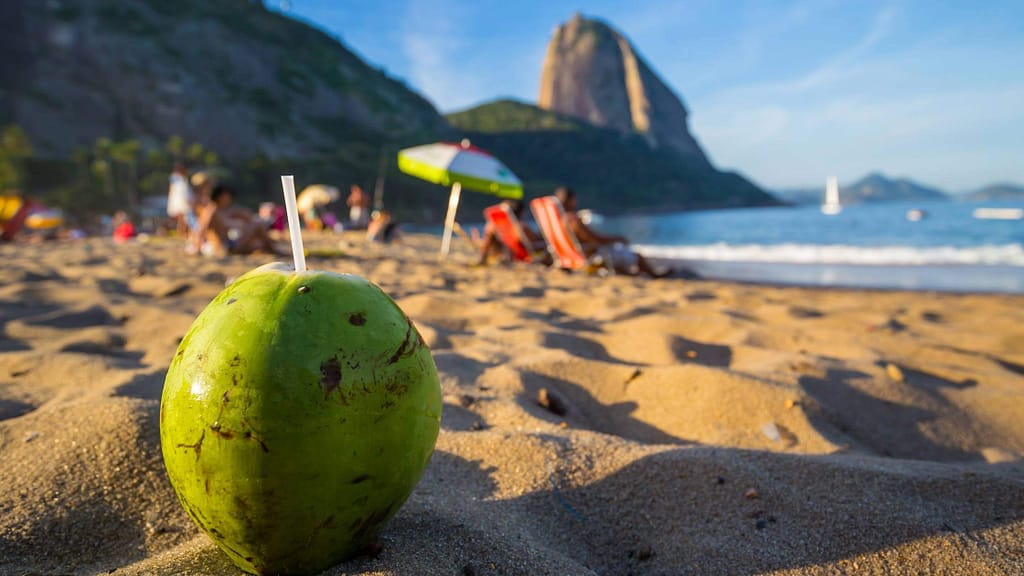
[776,175,1024,205]
[1,6,778,217]
[965,183,1024,201]
[4,3,1012,219]
[775,173,948,205]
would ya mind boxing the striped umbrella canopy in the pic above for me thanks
[398,140,522,199]
[398,140,523,257]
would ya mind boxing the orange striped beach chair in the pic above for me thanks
[529,195,603,272]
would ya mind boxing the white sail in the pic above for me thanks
[821,175,841,215]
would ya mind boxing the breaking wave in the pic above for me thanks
[634,243,1024,266]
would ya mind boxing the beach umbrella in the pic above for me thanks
[397,139,523,257]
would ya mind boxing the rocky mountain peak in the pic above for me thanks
[538,14,708,164]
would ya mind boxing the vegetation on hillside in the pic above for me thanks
[0,126,33,192]
[447,100,777,213]
[6,123,472,225]
[447,100,586,133]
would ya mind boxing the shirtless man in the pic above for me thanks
[554,186,669,278]
[191,184,280,256]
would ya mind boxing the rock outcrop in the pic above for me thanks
[538,14,708,163]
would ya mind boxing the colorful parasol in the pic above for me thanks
[398,139,522,257]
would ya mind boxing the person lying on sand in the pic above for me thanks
[555,186,670,278]
[190,184,281,256]
[476,199,551,265]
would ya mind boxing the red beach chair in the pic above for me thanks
[483,203,532,263]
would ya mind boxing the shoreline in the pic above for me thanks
[647,258,1024,294]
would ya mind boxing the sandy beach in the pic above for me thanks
[1,233,1023,575]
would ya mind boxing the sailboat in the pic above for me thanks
[821,175,841,215]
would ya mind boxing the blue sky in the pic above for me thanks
[285,0,1024,192]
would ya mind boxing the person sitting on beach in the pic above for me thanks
[366,210,400,243]
[258,202,287,239]
[190,184,280,256]
[111,211,136,244]
[296,185,340,231]
[476,199,550,265]
[555,186,669,278]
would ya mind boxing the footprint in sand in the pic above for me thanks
[685,290,717,302]
[788,306,824,319]
[23,305,119,329]
[670,336,733,368]
[0,398,37,421]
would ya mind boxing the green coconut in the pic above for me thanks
[160,262,441,575]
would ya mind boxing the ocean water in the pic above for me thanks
[597,200,1024,293]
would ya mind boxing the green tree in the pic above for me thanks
[165,135,184,159]
[203,150,219,167]
[185,142,205,164]
[0,125,34,192]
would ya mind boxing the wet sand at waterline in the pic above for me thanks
[1,234,1023,575]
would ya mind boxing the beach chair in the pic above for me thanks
[529,195,599,272]
[483,203,533,262]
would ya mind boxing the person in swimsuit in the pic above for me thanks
[555,186,669,277]
[191,184,280,256]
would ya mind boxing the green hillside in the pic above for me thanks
[2,0,462,221]
[447,100,778,213]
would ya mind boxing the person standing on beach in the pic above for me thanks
[555,186,669,278]
[167,163,195,237]
[347,184,371,229]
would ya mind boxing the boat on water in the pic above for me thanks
[973,207,1024,221]
[821,176,841,215]
[906,209,926,222]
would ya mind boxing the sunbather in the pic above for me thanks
[190,184,280,256]
[367,210,401,243]
[554,186,669,277]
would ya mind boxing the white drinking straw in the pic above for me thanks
[281,175,307,273]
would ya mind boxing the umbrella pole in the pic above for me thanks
[439,182,462,258]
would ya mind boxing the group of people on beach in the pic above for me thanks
[475,186,669,278]
[163,165,665,277]
[166,163,281,257]
[165,164,399,257]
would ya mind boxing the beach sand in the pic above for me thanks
[1,234,1023,575]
